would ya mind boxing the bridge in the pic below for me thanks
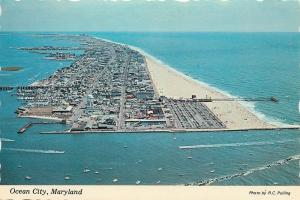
[0,85,74,91]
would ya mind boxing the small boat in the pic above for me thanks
[270,96,278,102]
[17,165,22,168]
[94,171,99,174]
[209,162,214,165]
[113,179,118,183]
[124,145,128,148]
[273,182,278,185]
[156,180,161,184]
[157,168,163,171]
[188,156,192,159]
[136,180,141,185]
[83,168,91,173]
[210,170,215,173]
[65,176,71,180]
[136,160,142,164]
[25,176,31,180]
[173,137,177,140]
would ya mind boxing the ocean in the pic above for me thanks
[0,32,299,185]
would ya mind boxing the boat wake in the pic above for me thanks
[179,139,294,149]
[187,154,300,186]
[3,148,65,154]
[0,138,15,142]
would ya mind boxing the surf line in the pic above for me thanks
[2,148,65,154]
[179,139,294,149]
[186,154,300,186]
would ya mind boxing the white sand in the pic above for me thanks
[144,56,276,130]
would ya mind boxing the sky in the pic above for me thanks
[0,0,299,32]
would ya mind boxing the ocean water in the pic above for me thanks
[0,32,299,185]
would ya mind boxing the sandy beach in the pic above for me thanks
[144,56,277,130]
[19,115,63,122]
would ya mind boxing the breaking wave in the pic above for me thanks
[187,154,300,186]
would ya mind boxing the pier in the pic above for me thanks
[183,97,279,103]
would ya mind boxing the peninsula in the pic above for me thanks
[14,34,295,133]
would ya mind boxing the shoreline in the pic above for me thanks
[144,55,276,130]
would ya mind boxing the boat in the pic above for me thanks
[25,176,31,180]
[156,180,161,184]
[173,137,177,140]
[83,168,91,173]
[65,176,71,180]
[157,168,163,171]
[94,171,99,174]
[17,165,22,168]
[270,96,278,102]
[124,145,128,148]
[113,178,118,183]
[188,156,192,159]
[136,180,141,185]
[210,170,215,173]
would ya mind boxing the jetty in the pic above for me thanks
[18,123,32,134]
[18,121,64,134]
